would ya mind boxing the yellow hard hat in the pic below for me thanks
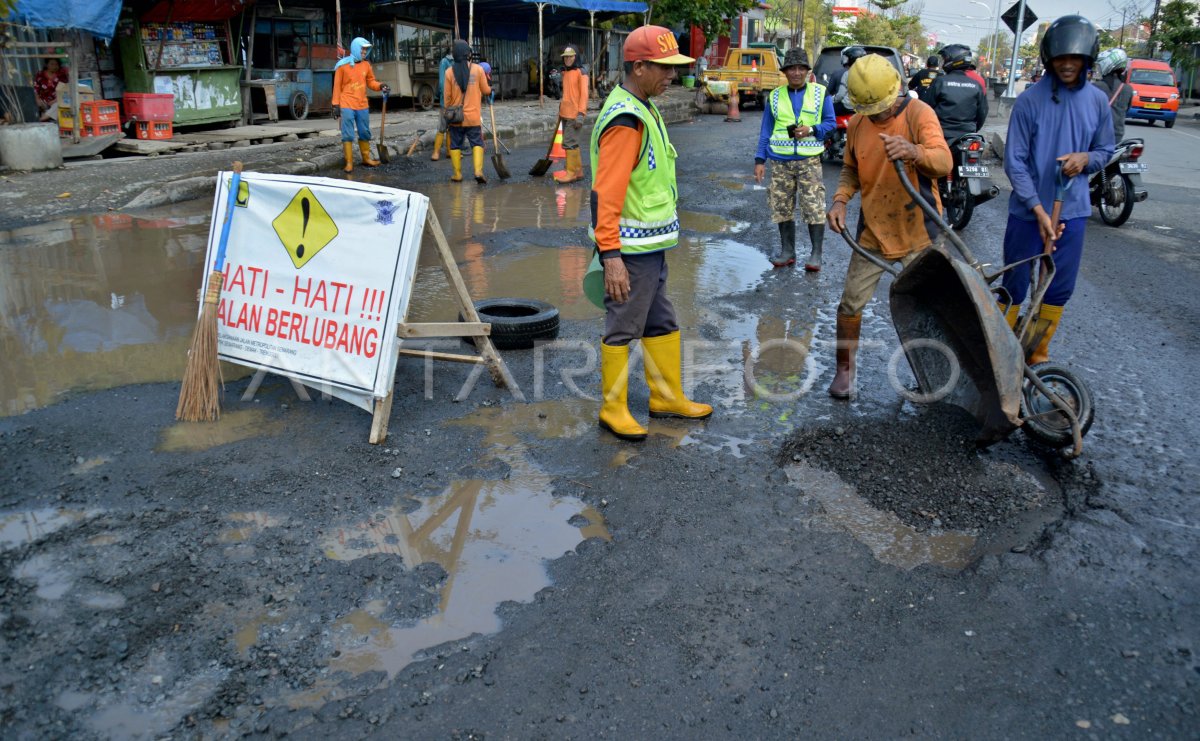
[847,54,901,116]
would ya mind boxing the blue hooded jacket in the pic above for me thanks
[335,37,371,70]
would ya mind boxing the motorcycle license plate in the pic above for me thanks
[958,164,989,178]
[1120,162,1148,174]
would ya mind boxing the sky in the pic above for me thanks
[915,0,1154,49]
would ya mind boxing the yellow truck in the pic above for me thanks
[699,46,787,110]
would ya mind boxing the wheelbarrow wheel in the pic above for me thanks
[1020,362,1095,449]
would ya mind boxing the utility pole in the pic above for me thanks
[1148,0,1162,57]
[1118,5,1127,46]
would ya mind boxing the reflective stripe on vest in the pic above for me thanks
[588,87,679,254]
[769,83,826,157]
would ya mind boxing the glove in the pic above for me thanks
[380,85,391,95]
[333,107,341,120]
[573,114,584,130]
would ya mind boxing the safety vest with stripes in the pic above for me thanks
[588,87,679,253]
[768,83,826,158]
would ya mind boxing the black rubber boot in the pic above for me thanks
[805,223,824,272]
[771,221,796,267]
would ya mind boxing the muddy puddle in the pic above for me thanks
[0,507,102,550]
[307,402,609,682]
[1,179,773,417]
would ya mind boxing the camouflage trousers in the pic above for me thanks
[768,156,826,225]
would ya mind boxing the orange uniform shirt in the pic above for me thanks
[834,98,952,259]
[332,61,382,111]
[443,64,492,128]
[591,120,644,255]
[558,67,589,119]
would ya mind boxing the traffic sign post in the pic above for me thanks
[1002,1,1037,98]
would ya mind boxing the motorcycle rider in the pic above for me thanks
[831,46,868,115]
[1092,47,1133,142]
[927,44,988,143]
[909,55,940,103]
[1000,15,1113,364]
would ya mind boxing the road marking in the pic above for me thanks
[1168,127,1200,141]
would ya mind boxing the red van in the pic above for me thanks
[1125,58,1180,128]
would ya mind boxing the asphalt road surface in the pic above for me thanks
[0,100,1196,738]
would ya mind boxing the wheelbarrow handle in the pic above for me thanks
[837,224,902,277]
[891,159,981,269]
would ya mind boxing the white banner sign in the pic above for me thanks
[200,171,429,411]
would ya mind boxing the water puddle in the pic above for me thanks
[157,408,284,452]
[0,206,213,416]
[218,511,285,543]
[0,507,101,550]
[317,403,608,678]
[786,462,977,570]
[1,176,764,417]
[13,553,76,599]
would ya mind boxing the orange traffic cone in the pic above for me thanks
[549,122,567,161]
[725,89,742,123]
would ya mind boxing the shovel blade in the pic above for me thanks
[492,154,511,179]
[529,158,552,177]
[378,143,390,163]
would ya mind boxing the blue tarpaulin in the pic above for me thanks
[5,0,122,40]
[521,0,648,12]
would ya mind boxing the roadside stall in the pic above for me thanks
[247,6,337,120]
[115,0,246,128]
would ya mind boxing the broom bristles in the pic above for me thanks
[175,272,225,422]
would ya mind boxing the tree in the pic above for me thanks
[647,0,759,40]
[763,0,834,56]
[1151,0,1200,71]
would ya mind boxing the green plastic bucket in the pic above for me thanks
[682,75,696,88]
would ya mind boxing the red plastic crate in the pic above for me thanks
[123,93,174,122]
[80,100,120,126]
[135,120,173,140]
[61,121,121,137]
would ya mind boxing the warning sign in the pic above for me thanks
[199,171,429,411]
[271,187,339,269]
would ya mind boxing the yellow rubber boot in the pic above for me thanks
[342,142,354,173]
[553,149,584,183]
[599,343,648,441]
[1028,304,1064,365]
[431,132,444,161]
[643,331,714,419]
[473,146,487,184]
[358,140,379,167]
[1003,304,1020,330]
[449,149,463,182]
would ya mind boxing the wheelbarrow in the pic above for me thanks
[838,160,1093,458]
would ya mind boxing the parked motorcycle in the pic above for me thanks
[822,113,851,163]
[939,133,999,231]
[1090,138,1149,227]
[547,66,563,99]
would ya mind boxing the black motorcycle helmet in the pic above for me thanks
[1039,14,1100,69]
[841,46,867,67]
[939,44,973,72]
[926,55,940,68]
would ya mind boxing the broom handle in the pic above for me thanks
[213,161,244,273]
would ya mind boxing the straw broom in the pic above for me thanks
[176,162,244,421]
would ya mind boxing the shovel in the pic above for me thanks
[378,92,391,164]
[529,127,556,177]
[405,128,427,157]
[488,102,511,179]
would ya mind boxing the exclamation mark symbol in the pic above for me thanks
[296,197,310,259]
[375,290,385,316]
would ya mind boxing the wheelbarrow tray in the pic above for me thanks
[889,243,1025,445]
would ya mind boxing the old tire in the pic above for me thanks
[1098,173,1134,227]
[1021,362,1095,449]
[461,298,560,350]
[287,91,309,120]
[417,84,435,111]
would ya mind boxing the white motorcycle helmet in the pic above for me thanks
[1095,47,1129,78]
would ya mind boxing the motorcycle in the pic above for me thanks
[1089,138,1149,227]
[938,133,999,231]
[822,113,851,163]
[547,66,563,99]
